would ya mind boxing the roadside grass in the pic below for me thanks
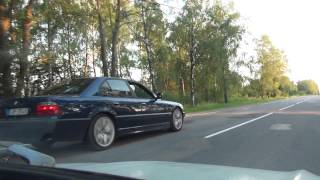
[184,97,286,113]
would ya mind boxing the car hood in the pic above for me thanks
[158,100,183,108]
[57,161,320,180]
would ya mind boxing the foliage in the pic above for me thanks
[185,97,285,113]
[256,35,287,97]
[0,0,317,105]
[297,80,319,95]
[279,76,297,96]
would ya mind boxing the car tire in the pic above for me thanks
[87,115,116,151]
[170,108,184,131]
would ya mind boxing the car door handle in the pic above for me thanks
[141,103,147,105]
[113,102,120,105]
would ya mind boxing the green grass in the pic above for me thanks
[184,97,286,113]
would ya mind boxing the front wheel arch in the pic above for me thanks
[169,107,184,131]
[174,106,183,114]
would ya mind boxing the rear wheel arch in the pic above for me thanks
[98,112,117,125]
[85,113,117,150]
[84,112,117,141]
[93,112,116,123]
[90,108,117,125]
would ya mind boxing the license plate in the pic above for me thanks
[7,108,29,116]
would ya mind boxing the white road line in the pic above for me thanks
[204,112,274,139]
[295,100,306,105]
[203,99,307,139]
[279,99,306,111]
[279,104,296,111]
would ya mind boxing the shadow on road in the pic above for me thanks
[38,130,168,158]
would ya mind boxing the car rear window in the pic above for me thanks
[40,79,94,95]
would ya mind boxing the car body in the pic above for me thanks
[1,145,319,180]
[0,77,185,149]
[58,161,320,180]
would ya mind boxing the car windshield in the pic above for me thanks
[1,0,320,179]
[40,78,94,95]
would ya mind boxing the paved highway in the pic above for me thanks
[44,96,320,175]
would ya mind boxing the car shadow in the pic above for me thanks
[39,130,168,158]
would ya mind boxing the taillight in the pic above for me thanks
[36,102,61,116]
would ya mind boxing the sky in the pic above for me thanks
[161,0,320,85]
[226,0,320,85]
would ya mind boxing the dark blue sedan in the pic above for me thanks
[0,77,185,150]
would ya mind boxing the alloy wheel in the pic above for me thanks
[93,116,115,147]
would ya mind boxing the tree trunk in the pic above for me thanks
[97,12,108,76]
[222,69,228,103]
[190,59,196,106]
[16,0,33,97]
[125,65,132,80]
[213,75,217,102]
[92,42,96,77]
[221,51,229,103]
[0,0,16,97]
[111,0,121,77]
[141,4,156,91]
[67,47,73,79]
[118,42,122,78]
[67,22,73,79]
[180,76,185,96]
[24,75,30,97]
[84,31,89,77]
[46,14,56,87]
[189,25,196,106]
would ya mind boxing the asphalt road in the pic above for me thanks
[43,96,320,175]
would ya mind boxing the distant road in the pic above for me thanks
[46,96,320,175]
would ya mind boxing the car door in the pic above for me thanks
[97,79,143,129]
[128,81,169,126]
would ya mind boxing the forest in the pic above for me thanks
[0,0,318,106]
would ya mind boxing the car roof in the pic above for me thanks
[94,77,140,84]
[80,77,154,97]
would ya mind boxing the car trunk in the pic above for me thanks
[0,96,72,143]
[0,96,53,119]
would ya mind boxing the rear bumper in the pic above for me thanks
[0,118,91,144]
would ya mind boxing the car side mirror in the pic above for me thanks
[155,92,162,100]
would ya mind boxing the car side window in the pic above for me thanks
[99,80,133,97]
[129,82,154,99]
[99,81,112,96]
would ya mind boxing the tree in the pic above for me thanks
[279,76,297,96]
[110,0,121,77]
[256,35,287,98]
[16,0,34,97]
[297,80,319,95]
[170,0,204,106]
[243,79,260,97]
[95,0,109,76]
[134,0,167,91]
[0,0,312,106]
[0,0,17,97]
[200,1,244,103]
